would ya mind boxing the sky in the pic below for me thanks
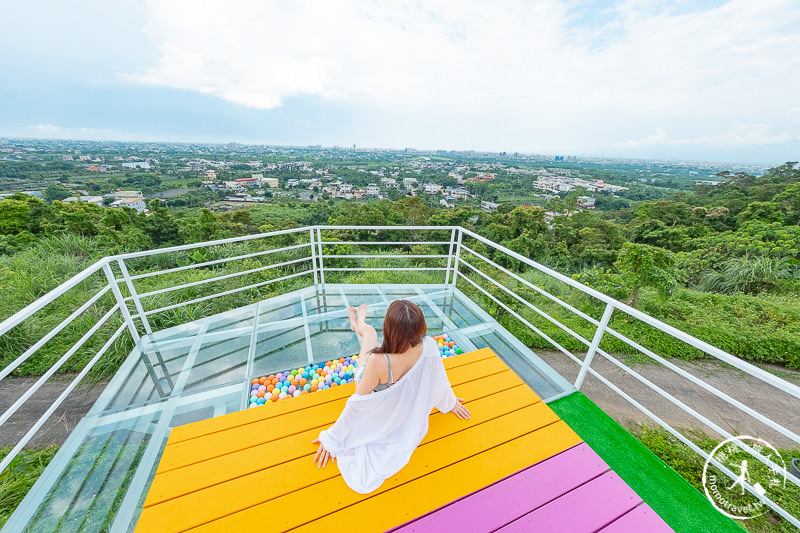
[1,0,799,164]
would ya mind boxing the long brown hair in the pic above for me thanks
[372,300,426,355]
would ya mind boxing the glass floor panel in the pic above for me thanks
[3,284,574,532]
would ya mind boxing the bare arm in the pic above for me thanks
[354,353,382,395]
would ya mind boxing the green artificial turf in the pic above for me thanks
[549,392,744,533]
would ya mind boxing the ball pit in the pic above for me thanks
[432,333,463,359]
[246,334,464,408]
[247,355,359,408]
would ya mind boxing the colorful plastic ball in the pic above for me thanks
[257,397,266,405]
[288,385,296,394]
[258,385,266,393]
[250,390,258,397]
[303,384,311,391]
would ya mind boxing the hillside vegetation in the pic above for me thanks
[1,163,799,375]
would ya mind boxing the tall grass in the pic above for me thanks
[0,446,59,529]
[634,425,800,533]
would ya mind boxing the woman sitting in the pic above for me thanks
[312,300,471,493]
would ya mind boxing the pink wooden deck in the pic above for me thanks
[392,443,673,533]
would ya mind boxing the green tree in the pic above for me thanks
[774,182,800,225]
[142,199,181,246]
[614,243,682,306]
[0,194,48,236]
[43,184,71,203]
[736,201,785,225]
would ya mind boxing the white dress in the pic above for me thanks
[317,336,458,493]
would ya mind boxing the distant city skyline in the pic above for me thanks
[1,0,799,164]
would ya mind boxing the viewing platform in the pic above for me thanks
[1,225,797,531]
[136,349,670,532]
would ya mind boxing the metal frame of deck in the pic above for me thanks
[1,225,799,531]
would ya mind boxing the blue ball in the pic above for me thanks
[257,397,266,405]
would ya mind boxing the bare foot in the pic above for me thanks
[348,306,358,332]
[356,303,368,332]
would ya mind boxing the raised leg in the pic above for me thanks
[353,303,378,358]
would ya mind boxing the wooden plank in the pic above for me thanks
[496,472,642,533]
[598,504,674,533]
[157,359,522,474]
[392,442,608,532]
[157,357,522,473]
[260,422,580,533]
[166,347,500,445]
[145,375,534,506]
[136,402,565,532]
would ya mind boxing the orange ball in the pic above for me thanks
[270,395,278,402]
[291,379,298,386]
[299,378,307,386]
[257,391,265,398]
[331,382,338,387]
[251,378,259,385]
[301,390,308,394]
[267,374,275,380]
[310,385,318,392]
[267,385,274,393]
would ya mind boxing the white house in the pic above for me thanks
[62,196,104,207]
[403,177,419,189]
[122,161,150,169]
[423,183,441,195]
[111,197,147,213]
[263,177,279,188]
[366,184,381,197]
[115,190,143,200]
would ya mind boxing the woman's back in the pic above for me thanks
[316,336,458,493]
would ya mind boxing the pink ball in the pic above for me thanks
[288,385,296,394]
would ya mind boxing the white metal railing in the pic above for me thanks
[0,225,798,529]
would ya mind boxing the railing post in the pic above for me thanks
[117,258,152,335]
[451,228,463,287]
[316,227,325,287]
[102,262,141,344]
[444,228,456,285]
[574,302,615,390]
[309,228,319,286]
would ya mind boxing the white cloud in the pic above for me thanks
[620,123,794,147]
[123,0,800,154]
[24,124,140,141]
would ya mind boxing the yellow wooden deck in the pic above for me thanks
[136,348,581,532]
